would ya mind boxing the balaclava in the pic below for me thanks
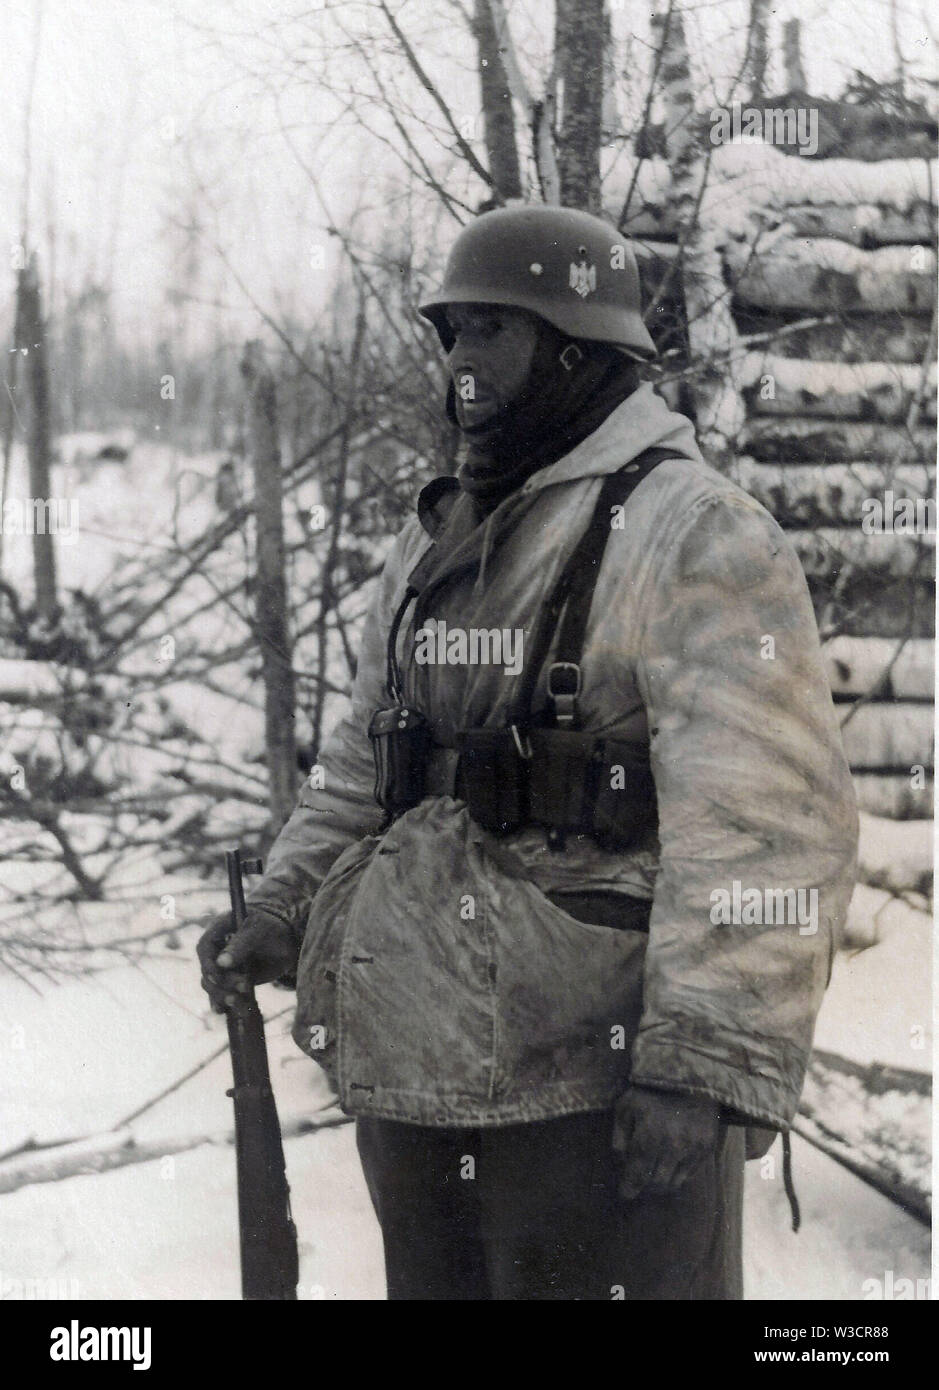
[447,317,641,516]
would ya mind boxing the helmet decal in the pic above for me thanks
[569,246,597,299]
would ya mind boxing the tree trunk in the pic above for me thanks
[653,3,746,465]
[741,417,934,464]
[487,0,560,202]
[731,461,935,529]
[744,356,936,424]
[823,637,934,700]
[0,335,17,577]
[838,703,933,771]
[745,0,771,99]
[555,0,604,213]
[472,0,522,202]
[791,529,934,583]
[241,340,297,838]
[782,18,807,91]
[311,297,366,756]
[15,254,58,620]
[852,772,933,820]
[726,240,936,316]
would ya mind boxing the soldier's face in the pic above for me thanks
[445,304,539,427]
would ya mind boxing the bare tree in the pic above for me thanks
[783,18,808,91]
[15,255,58,621]
[241,341,298,839]
[745,0,771,99]
[555,0,605,213]
[472,0,522,202]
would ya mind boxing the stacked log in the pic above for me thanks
[718,146,936,936]
[614,143,935,932]
[726,240,936,316]
[742,356,936,423]
[741,418,934,462]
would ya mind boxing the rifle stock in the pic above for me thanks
[225,849,299,1301]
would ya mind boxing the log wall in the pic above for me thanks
[625,145,936,921]
[723,151,934,840]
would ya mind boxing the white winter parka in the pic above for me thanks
[248,385,859,1130]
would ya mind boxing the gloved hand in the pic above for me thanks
[612,1085,721,1201]
[197,906,299,1013]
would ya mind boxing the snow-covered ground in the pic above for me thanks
[0,924,929,1301]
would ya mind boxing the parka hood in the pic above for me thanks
[417,384,706,543]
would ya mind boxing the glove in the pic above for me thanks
[197,906,299,1013]
[612,1085,721,1201]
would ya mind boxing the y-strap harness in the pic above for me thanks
[368,447,682,851]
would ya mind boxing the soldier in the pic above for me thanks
[199,206,858,1301]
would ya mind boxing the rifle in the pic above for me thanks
[224,847,299,1301]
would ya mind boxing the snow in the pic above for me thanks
[1,1127,385,1302]
[815,896,933,1071]
[727,235,937,277]
[706,144,937,215]
[0,922,379,1300]
[740,356,937,398]
[606,146,937,227]
[0,915,930,1300]
[2,1110,926,1301]
[743,1136,929,1301]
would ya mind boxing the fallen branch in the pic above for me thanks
[792,1117,930,1228]
[0,1006,294,1159]
[0,1108,351,1196]
[796,1048,931,1226]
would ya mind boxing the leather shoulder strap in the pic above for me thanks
[554,446,682,668]
[508,446,684,726]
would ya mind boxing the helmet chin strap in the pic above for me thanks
[446,334,586,437]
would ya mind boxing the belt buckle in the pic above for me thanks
[547,661,581,726]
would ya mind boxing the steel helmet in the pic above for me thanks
[419,204,656,358]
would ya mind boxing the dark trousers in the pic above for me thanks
[356,1109,744,1301]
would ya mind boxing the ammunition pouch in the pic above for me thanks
[455,727,528,835]
[368,718,656,852]
[455,726,655,851]
[527,729,592,845]
[368,705,430,816]
[588,738,657,851]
